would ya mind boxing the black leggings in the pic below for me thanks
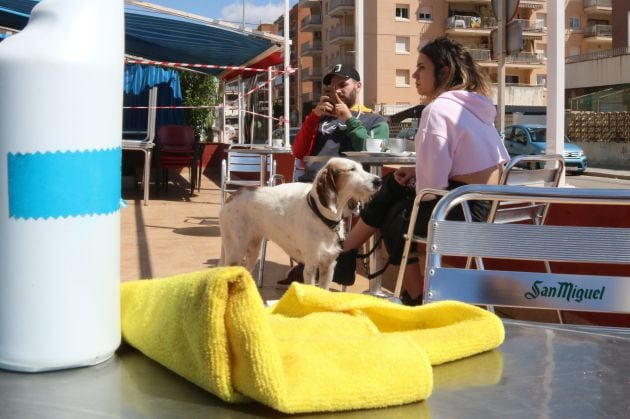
[360,173,491,237]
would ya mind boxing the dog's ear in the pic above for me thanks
[315,166,339,212]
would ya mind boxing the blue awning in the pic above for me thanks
[0,0,284,78]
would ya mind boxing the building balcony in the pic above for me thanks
[329,26,355,45]
[583,0,612,17]
[584,24,612,43]
[301,67,322,81]
[301,15,322,32]
[468,48,492,62]
[445,15,496,36]
[299,0,322,9]
[513,19,545,38]
[519,0,546,10]
[505,52,546,66]
[300,41,322,56]
[329,0,355,17]
[491,84,545,107]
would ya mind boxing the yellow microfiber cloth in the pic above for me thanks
[120,267,504,414]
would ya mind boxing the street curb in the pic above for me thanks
[585,168,630,181]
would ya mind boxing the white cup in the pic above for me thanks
[272,138,283,148]
[388,138,406,153]
[366,138,384,152]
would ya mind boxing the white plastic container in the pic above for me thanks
[0,0,124,371]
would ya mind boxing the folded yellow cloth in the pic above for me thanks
[120,267,504,414]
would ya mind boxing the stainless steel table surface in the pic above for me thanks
[3,320,629,418]
[305,153,416,297]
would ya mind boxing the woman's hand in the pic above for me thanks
[394,167,415,186]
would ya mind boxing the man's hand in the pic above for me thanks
[313,90,352,121]
[332,90,351,121]
[313,95,335,117]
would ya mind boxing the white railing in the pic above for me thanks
[506,52,546,64]
[584,24,612,38]
[565,46,630,64]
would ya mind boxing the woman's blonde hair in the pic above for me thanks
[419,37,492,99]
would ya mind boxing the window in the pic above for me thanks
[513,128,527,145]
[505,75,519,84]
[395,4,409,20]
[395,36,410,54]
[536,75,546,86]
[395,69,410,87]
[418,7,432,21]
[569,17,580,30]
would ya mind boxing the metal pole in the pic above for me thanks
[238,75,243,144]
[242,0,246,28]
[283,0,290,146]
[221,80,226,142]
[268,66,273,146]
[548,0,565,185]
[496,0,505,133]
[356,0,364,105]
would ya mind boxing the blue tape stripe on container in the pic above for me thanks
[8,148,121,219]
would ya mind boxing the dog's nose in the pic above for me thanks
[373,177,383,188]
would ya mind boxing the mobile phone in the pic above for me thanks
[323,87,337,106]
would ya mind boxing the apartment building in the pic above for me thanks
[292,0,615,119]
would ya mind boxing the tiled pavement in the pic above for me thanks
[120,170,376,301]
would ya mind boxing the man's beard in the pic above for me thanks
[340,87,357,108]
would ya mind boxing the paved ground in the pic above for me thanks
[120,171,377,302]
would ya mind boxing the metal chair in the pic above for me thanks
[220,146,280,207]
[394,154,565,300]
[423,185,630,323]
[122,86,157,206]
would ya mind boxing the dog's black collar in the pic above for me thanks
[307,194,341,231]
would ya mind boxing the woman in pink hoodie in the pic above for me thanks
[341,37,510,305]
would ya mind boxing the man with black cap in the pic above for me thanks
[280,65,389,286]
[292,64,389,182]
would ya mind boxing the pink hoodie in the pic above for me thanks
[414,90,510,191]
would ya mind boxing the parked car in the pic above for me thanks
[397,127,418,141]
[503,124,588,174]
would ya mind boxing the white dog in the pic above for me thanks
[219,157,382,289]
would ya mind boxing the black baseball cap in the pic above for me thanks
[323,64,361,85]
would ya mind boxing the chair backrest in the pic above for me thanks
[424,185,630,315]
[489,154,564,224]
[225,146,273,182]
[156,125,195,150]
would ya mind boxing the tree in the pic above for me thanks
[179,70,220,140]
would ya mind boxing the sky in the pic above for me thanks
[146,0,298,27]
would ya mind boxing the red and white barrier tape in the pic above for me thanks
[125,58,269,73]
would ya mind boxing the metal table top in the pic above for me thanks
[305,152,416,166]
[227,146,293,155]
[2,320,629,418]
